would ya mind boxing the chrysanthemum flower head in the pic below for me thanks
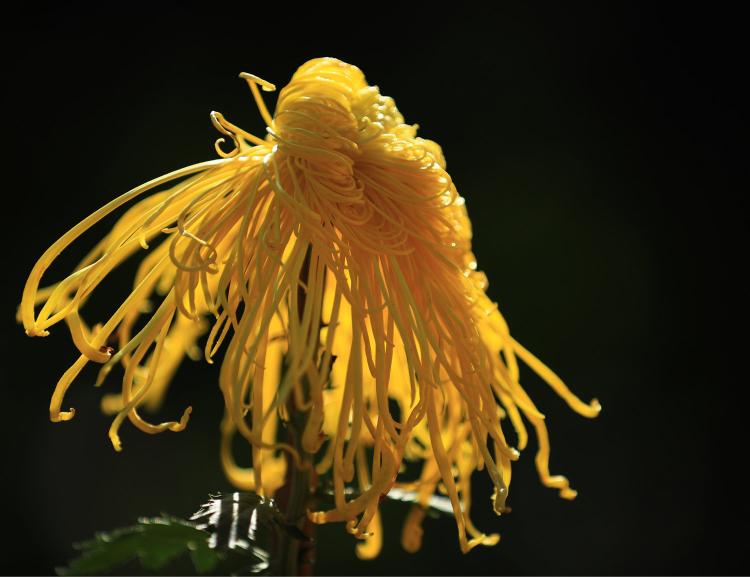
[20,57,599,557]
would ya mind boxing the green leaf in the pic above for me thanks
[189,546,220,575]
[59,515,221,576]
[190,492,310,549]
[59,491,308,575]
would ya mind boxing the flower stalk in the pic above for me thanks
[276,247,316,576]
[277,404,314,576]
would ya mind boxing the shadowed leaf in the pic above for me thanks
[59,492,310,575]
[59,516,220,576]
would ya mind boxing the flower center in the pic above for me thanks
[272,58,411,159]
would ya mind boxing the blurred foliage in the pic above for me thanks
[59,516,223,576]
[58,488,453,575]
[59,492,307,576]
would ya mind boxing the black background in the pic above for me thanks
[2,5,746,575]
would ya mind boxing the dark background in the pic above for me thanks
[2,5,745,575]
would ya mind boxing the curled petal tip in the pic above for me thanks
[51,408,75,422]
[238,72,276,92]
[582,398,602,418]
[560,488,578,500]
[111,438,123,452]
[26,327,49,337]
[168,406,193,432]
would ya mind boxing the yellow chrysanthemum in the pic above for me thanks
[20,57,599,557]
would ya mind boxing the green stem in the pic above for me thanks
[280,411,312,576]
[275,247,316,576]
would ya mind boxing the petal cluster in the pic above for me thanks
[21,58,599,557]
